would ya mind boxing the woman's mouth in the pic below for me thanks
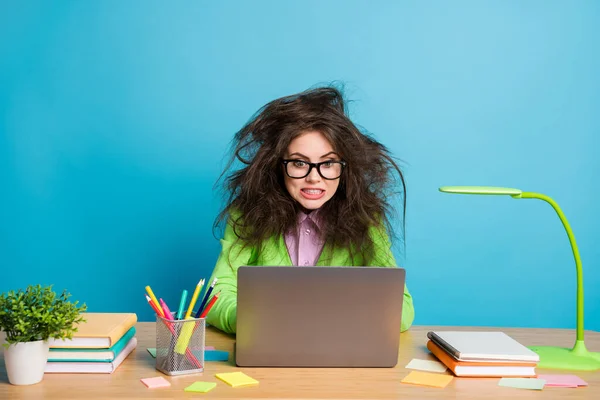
[300,188,325,200]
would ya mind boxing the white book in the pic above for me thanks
[427,331,539,363]
[45,337,137,373]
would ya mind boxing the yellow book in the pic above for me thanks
[48,313,137,349]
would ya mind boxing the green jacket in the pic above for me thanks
[206,220,415,334]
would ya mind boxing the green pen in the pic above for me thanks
[176,290,188,320]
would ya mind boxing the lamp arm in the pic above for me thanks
[515,192,584,342]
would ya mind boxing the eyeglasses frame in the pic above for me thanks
[281,159,346,180]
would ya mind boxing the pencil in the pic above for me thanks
[185,279,204,319]
[145,295,162,316]
[199,291,220,319]
[145,286,163,317]
[195,278,218,318]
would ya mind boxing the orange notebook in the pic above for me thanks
[48,313,137,349]
[427,340,537,377]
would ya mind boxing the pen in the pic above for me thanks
[159,298,174,320]
[185,279,204,319]
[199,291,220,319]
[176,290,188,320]
[145,286,163,316]
[195,278,218,318]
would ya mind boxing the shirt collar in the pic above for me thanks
[297,209,323,229]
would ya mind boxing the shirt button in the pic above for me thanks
[305,229,311,235]
[304,261,309,265]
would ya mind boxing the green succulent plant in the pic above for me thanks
[0,284,87,347]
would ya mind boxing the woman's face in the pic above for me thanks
[283,130,342,211]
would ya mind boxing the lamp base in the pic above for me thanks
[529,341,600,371]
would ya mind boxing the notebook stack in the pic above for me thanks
[45,313,137,374]
[426,331,540,377]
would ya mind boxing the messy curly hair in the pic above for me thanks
[215,85,406,264]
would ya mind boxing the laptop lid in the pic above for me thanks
[236,266,405,367]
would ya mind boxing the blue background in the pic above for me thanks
[1,1,599,331]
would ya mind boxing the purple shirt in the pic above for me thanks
[284,211,325,266]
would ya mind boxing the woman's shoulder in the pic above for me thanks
[366,217,391,238]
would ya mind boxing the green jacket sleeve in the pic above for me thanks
[205,220,252,334]
[368,224,415,332]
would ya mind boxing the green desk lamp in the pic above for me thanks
[439,186,600,371]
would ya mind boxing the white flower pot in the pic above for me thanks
[4,340,50,385]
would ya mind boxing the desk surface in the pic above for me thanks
[1,323,598,399]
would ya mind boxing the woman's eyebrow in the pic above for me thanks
[287,151,340,160]
[287,152,309,159]
[320,151,340,159]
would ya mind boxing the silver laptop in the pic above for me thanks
[235,266,405,367]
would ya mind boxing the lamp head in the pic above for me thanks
[439,186,523,197]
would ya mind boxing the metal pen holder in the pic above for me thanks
[155,316,205,375]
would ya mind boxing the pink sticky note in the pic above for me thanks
[205,346,215,350]
[140,376,171,389]
[537,374,588,388]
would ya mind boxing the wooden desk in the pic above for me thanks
[1,324,598,399]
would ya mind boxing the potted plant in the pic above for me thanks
[0,284,86,385]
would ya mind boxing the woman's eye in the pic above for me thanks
[293,161,307,168]
[322,162,333,168]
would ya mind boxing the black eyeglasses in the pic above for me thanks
[282,159,346,180]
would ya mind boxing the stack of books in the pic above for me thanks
[426,331,540,377]
[45,313,137,374]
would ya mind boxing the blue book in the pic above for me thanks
[48,327,136,362]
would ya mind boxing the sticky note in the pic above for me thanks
[140,376,171,389]
[205,350,229,361]
[184,382,217,393]
[148,347,226,361]
[216,371,259,387]
[498,378,545,390]
[401,371,453,388]
[174,319,196,354]
[405,358,447,373]
[537,374,587,387]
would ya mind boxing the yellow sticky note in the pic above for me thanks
[215,372,259,388]
[174,318,196,354]
[184,381,217,393]
[401,371,453,388]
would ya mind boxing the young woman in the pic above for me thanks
[206,86,414,334]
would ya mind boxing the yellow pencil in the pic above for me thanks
[145,286,163,317]
[185,279,204,319]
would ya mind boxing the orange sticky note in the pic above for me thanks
[140,376,171,389]
[401,371,453,388]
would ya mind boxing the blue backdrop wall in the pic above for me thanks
[2,1,599,330]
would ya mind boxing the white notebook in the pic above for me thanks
[45,337,137,373]
[427,331,539,362]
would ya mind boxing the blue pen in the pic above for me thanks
[176,290,188,320]
[195,278,217,318]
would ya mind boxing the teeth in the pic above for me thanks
[304,189,323,194]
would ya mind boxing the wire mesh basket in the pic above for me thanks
[155,316,205,375]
